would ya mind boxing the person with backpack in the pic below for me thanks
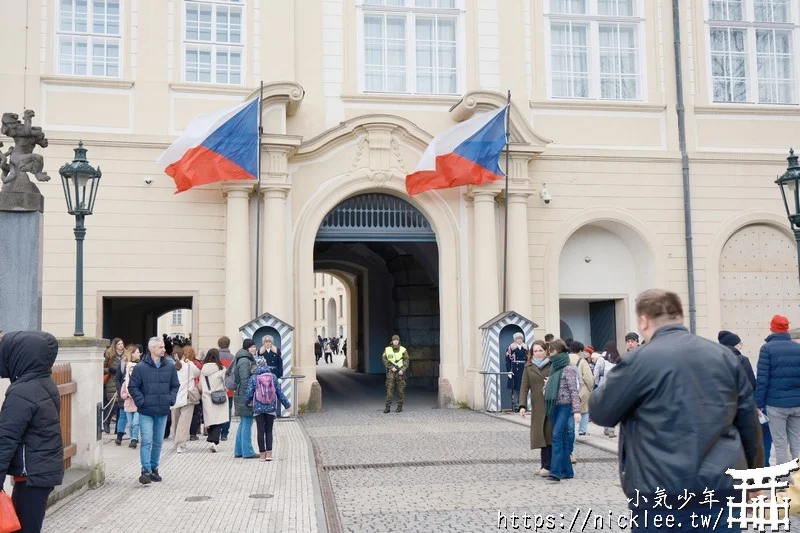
[200,348,230,453]
[229,338,259,459]
[116,344,142,448]
[244,359,291,461]
[0,331,64,533]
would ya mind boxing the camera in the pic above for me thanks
[540,186,552,204]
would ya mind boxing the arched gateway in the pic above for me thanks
[292,171,464,411]
[315,193,440,385]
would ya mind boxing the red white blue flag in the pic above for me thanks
[157,98,259,193]
[405,106,508,197]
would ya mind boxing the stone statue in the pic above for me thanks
[0,109,49,212]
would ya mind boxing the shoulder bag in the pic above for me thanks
[187,365,202,403]
[205,374,227,405]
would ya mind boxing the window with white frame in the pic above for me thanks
[172,310,183,326]
[707,0,798,104]
[57,0,121,77]
[361,0,461,95]
[184,0,244,84]
[546,0,644,100]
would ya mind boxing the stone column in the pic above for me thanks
[56,337,107,485]
[223,183,252,341]
[471,190,501,326]
[505,191,532,316]
[261,186,290,318]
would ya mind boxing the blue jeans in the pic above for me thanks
[579,412,589,434]
[116,409,140,441]
[764,407,772,466]
[221,397,233,438]
[550,404,575,480]
[234,415,255,457]
[139,414,168,473]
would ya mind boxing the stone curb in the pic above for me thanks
[475,409,619,456]
[292,418,329,533]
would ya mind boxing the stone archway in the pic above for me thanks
[543,208,666,345]
[706,210,797,337]
[717,222,800,355]
[293,172,463,409]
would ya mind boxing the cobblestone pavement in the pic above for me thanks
[43,419,321,533]
[308,367,791,532]
[306,367,631,533]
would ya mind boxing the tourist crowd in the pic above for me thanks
[102,334,290,486]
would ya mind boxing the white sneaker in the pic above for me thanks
[210,444,217,453]
[176,444,185,454]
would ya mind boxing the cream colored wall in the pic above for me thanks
[312,273,348,339]
[156,309,193,339]
[0,0,796,406]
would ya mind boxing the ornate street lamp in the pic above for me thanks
[59,141,101,336]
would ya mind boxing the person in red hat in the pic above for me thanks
[755,314,800,467]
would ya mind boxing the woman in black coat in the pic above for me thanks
[0,331,64,533]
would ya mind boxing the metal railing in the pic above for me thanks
[278,374,306,419]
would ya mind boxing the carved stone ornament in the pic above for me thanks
[0,109,50,212]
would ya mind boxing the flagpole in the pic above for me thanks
[501,90,511,313]
[254,81,264,318]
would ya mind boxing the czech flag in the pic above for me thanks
[157,97,259,194]
[406,106,508,197]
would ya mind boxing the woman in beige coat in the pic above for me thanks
[518,340,553,477]
[200,349,230,452]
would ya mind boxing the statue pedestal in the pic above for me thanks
[0,191,45,212]
[0,210,43,332]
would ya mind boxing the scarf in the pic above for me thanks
[544,352,570,418]
[531,357,550,369]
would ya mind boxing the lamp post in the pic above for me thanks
[776,149,800,281]
[59,141,101,337]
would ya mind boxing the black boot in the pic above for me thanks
[396,404,403,413]
[139,468,152,485]
[129,439,138,449]
[383,403,391,413]
[115,434,123,446]
[149,469,162,482]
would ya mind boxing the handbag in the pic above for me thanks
[187,365,202,404]
[206,375,227,405]
[0,490,21,533]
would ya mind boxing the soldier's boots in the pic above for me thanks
[396,404,403,413]
[384,403,391,413]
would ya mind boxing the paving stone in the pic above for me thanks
[43,420,318,533]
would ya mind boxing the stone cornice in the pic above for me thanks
[341,93,461,107]
[169,82,252,96]
[41,75,134,90]
[531,100,667,113]
[694,104,800,116]
[243,81,305,116]
[450,90,552,150]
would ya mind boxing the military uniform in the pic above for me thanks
[383,342,409,412]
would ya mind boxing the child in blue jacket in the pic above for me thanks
[244,361,291,461]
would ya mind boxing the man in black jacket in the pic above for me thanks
[718,330,756,390]
[590,290,763,532]
[0,331,64,533]
[128,336,179,485]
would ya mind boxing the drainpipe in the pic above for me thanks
[672,0,697,333]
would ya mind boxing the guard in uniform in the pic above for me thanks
[383,335,409,413]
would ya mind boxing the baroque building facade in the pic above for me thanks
[1,0,798,408]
